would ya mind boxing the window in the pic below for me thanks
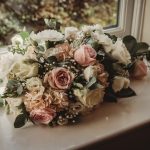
[0,0,119,46]
[0,0,146,50]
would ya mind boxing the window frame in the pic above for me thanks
[105,0,146,41]
[0,0,146,54]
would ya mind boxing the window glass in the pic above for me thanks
[0,0,119,46]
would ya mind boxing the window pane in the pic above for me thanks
[0,0,119,46]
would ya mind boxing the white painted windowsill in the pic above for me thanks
[0,50,150,149]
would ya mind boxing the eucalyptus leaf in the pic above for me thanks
[14,114,27,128]
[86,77,97,88]
[17,85,23,95]
[37,45,45,52]
[7,80,19,89]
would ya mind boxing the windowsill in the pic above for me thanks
[0,71,150,150]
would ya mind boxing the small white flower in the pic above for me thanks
[111,38,131,65]
[30,29,64,42]
[65,27,79,40]
[112,76,130,92]
[11,34,24,46]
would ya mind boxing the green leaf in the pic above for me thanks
[19,31,29,40]
[0,96,4,107]
[136,42,149,53]
[123,35,137,56]
[116,87,136,98]
[14,114,27,128]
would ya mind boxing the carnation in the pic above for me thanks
[30,29,64,42]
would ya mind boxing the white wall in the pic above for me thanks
[142,0,150,44]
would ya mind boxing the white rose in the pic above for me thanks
[0,52,23,82]
[8,60,38,80]
[65,27,79,40]
[11,34,23,47]
[111,39,131,65]
[74,87,104,108]
[112,76,130,92]
[26,77,43,91]
[84,65,96,81]
[30,30,64,42]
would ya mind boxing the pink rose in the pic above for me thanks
[30,108,56,125]
[74,44,97,66]
[44,67,74,90]
[131,60,147,79]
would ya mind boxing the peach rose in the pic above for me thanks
[74,44,97,66]
[30,108,56,125]
[131,60,147,79]
[44,67,74,90]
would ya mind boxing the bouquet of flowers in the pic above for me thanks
[0,19,149,128]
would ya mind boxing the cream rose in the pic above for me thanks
[26,77,43,91]
[112,76,130,92]
[30,108,56,125]
[8,60,38,80]
[74,87,104,108]
[74,44,97,66]
[44,67,74,90]
[111,39,131,65]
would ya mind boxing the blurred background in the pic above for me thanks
[0,0,119,46]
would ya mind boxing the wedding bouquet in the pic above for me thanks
[0,19,149,128]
